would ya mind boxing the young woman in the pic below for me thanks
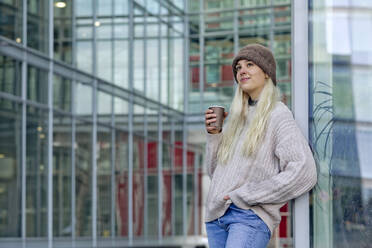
[204,44,317,248]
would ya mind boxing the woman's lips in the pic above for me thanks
[240,78,250,83]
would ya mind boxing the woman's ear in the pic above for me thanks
[265,74,269,79]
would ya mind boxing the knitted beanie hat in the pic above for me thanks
[232,44,277,85]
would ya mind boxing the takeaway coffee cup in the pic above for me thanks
[208,105,225,132]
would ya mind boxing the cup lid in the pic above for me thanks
[209,105,225,109]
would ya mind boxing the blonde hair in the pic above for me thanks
[217,79,279,164]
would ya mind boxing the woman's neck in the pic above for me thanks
[248,97,258,106]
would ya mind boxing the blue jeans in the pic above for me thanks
[206,203,271,248]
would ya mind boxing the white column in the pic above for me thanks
[291,0,310,248]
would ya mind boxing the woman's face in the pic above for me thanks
[235,59,268,100]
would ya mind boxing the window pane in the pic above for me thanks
[115,130,128,237]
[0,1,23,42]
[98,90,112,124]
[97,126,112,237]
[75,120,92,236]
[54,1,73,64]
[26,106,48,237]
[76,82,92,118]
[133,135,145,237]
[27,65,48,104]
[310,1,372,247]
[0,55,22,97]
[27,0,49,53]
[53,74,72,112]
[0,99,22,237]
[53,113,72,237]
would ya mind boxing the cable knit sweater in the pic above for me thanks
[204,101,317,233]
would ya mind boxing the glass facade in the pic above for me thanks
[0,0,202,246]
[4,0,371,248]
[310,1,372,247]
[188,0,292,113]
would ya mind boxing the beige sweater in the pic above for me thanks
[204,102,317,233]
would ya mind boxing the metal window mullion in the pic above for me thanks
[111,0,116,239]
[183,0,189,114]
[143,0,148,238]
[47,1,54,247]
[193,153,198,235]
[269,0,275,50]
[170,119,175,236]
[157,4,163,241]
[111,96,116,238]
[199,0,204,112]
[182,0,189,236]
[71,0,77,241]
[291,1,310,248]
[234,0,239,54]
[21,0,27,241]
[128,0,134,243]
[71,78,76,241]
[92,0,98,245]
[182,118,187,236]
[157,109,163,241]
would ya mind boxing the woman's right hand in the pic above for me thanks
[205,109,228,134]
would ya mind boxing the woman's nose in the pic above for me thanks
[239,67,247,75]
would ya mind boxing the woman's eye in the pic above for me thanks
[247,63,254,67]
[236,66,241,70]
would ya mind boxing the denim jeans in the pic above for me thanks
[205,203,271,248]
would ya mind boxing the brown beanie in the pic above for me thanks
[232,44,277,85]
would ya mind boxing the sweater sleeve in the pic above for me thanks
[205,132,223,179]
[229,110,317,205]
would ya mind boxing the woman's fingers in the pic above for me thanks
[206,126,219,134]
[205,113,216,119]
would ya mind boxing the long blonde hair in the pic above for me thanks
[217,79,279,164]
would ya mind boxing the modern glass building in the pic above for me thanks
[0,0,371,248]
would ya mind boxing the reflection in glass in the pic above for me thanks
[0,99,22,237]
[97,126,112,237]
[147,39,159,101]
[76,0,93,17]
[53,74,72,112]
[170,38,184,111]
[205,11,233,33]
[75,82,92,118]
[77,41,93,74]
[114,97,128,130]
[98,90,112,124]
[115,130,128,237]
[97,41,112,82]
[133,135,144,237]
[27,0,49,53]
[147,174,158,237]
[0,1,22,42]
[26,106,48,237]
[174,173,182,235]
[114,41,128,89]
[203,38,235,111]
[134,39,144,93]
[27,65,48,104]
[54,1,73,64]
[161,38,168,105]
[188,38,201,113]
[97,0,112,16]
[310,1,372,246]
[75,120,92,236]
[147,111,158,140]
[0,55,22,97]
[53,113,72,237]
[133,104,145,136]
[186,173,194,235]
